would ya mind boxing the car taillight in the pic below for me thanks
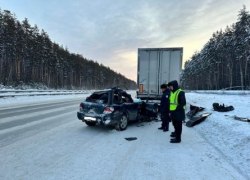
[104,107,114,114]
[79,103,84,111]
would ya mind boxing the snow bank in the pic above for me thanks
[0,83,50,90]
[192,90,250,95]
[0,94,88,109]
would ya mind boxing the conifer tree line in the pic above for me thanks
[0,9,136,89]
[181,6,250,90]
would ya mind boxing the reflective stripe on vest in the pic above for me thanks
[170,89,182,111]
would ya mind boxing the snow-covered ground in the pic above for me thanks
[186,92,250,179]
[0,91,249,179]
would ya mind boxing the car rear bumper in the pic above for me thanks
[77,112,118,126]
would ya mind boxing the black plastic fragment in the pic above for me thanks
[186,104,205,119]
[213,103,234,112]
[125,137,137,141]
[186,113,211,127]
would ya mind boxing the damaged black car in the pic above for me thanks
[77,88,158,130]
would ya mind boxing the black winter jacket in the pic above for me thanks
[160,89,170,118]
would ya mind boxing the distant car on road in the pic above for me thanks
[77,88,158,130]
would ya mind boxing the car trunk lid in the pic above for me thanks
[80,102,105,114]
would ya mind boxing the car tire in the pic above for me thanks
[153,103,159,113]
[85,121,96,126]
[116,114,128,131]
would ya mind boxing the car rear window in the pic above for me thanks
[86,92,108,104]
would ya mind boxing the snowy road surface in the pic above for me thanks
[0,93,249,180]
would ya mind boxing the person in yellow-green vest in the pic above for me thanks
[167,80,186,143]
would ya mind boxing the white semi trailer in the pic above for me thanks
[137,48,183,100]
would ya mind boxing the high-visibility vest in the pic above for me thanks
[170,89,183,111]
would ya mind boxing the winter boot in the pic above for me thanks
[170,138,181,143]
[170,132,176,137]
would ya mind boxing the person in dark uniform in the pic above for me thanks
[168,80,186,143]
[158,84,171,132]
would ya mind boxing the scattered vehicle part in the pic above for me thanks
[186,113,211,127]
[186,104,205,119]
[213,103,234,112]
[125,137,137,141]
[234,116,250,122]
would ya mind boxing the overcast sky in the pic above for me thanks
[1,0,250,81]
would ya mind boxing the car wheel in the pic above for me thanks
[116,114,128,131]
[153,103,159,113]
[85,121,96,126]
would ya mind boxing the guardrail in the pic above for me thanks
[0,90,89,98]
[190,90,250,95]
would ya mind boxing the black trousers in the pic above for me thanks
[172,119,182,140]
[161,115,170,130]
